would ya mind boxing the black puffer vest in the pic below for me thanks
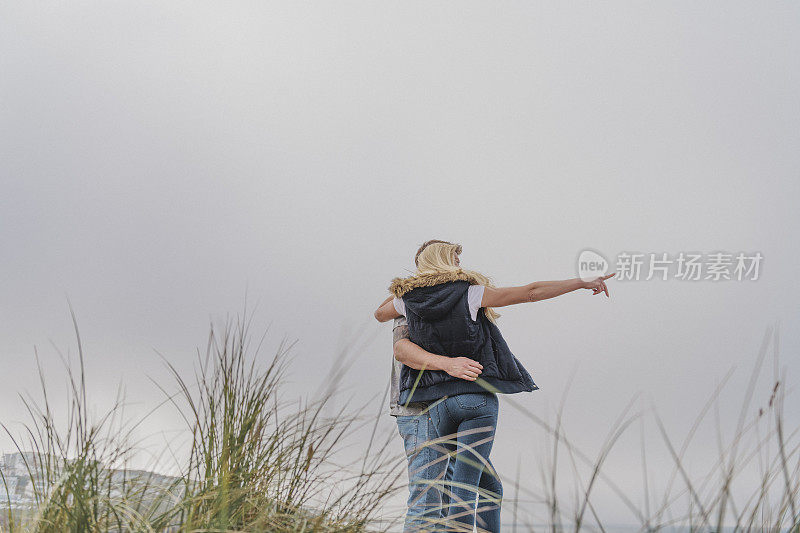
[389,270,539,404]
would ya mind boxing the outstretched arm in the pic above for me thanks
[393,321,483,381]
[482,273,615,308]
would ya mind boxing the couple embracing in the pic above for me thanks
[374,240,614,532]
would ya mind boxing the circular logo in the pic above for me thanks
[577,249,609,282]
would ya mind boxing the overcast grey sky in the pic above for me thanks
[2,1,799,527]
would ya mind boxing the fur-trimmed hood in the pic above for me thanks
[388,269,482,298]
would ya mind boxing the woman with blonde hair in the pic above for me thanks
[375,240,614,532]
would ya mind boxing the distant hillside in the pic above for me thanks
[0,452,182,511]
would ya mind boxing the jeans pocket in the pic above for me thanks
[454,393,488,410]
[397,416,420,455]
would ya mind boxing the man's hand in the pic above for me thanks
[443,357,483,381]
[393,334,483,380]
[582,273,616,297]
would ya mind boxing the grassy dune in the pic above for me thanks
[1,312,798,532]
[1,311,404,532]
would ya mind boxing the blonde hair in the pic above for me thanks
[414,240,501,323]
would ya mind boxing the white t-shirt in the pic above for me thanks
[393,284,485,322]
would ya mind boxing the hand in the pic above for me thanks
[582,273,615,297]
[443,357,483,381]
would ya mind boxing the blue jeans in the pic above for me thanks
[396,412,454,532]
[429,393,502,533]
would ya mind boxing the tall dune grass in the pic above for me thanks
[159,316,403,531]
[1,310,405,532]
[1,312,798,532]
[405,324,800,532]
[0,307,172,532]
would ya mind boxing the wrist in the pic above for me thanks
[434,355,452,374]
